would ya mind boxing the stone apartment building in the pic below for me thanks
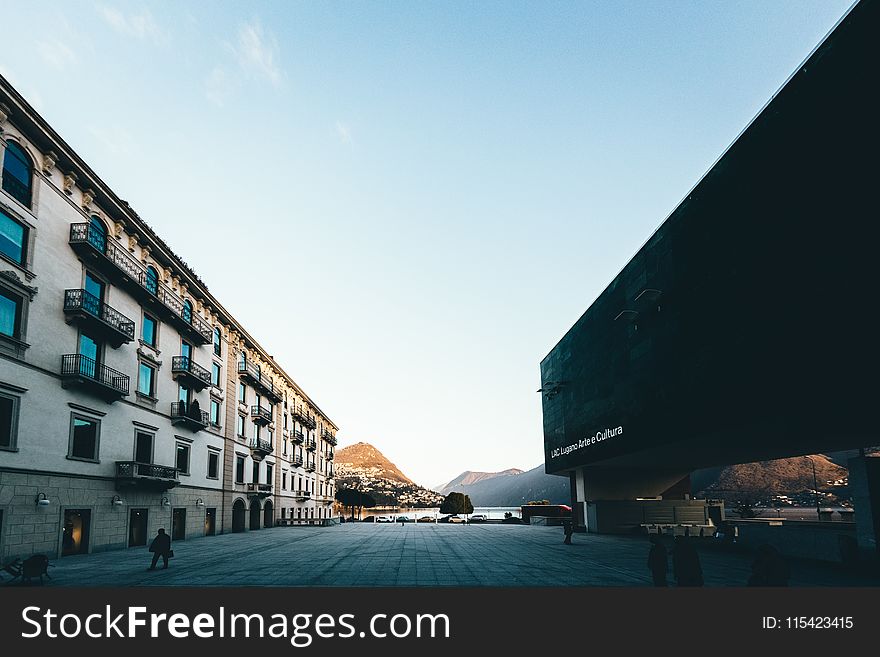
[0,75,337,562]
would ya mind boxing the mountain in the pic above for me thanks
[335,442,443,508]
[442,464,570,506]
[435,469,524,495]
[693,454,848,504]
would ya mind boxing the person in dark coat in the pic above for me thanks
[148,528,172,570]
[672,536,704,587]
[562,520,574,545]
[189,398,202,421]
[748,544,790,586]
[647,534,668,586]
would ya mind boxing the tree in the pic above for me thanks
[440,492,474,516]
[335,487,376,520]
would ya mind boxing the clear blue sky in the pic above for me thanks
[3,1,854,486]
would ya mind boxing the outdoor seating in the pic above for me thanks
[1,558,22,584]
[20,554,52,585]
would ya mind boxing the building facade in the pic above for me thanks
[0,75,337,561]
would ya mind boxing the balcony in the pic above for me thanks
[305,462,316,473]
[292,430,304,445]
[293,406,316,430]
[249,437,272,460]
[237,359,283,403]
[170,401,209,431]
[63,289,135,348]
[246,483,272,498]
[69,222,212,345]
[250,405,273,425]
[115,461,179,491]
[292,490,311,500]
[306,438,317,451]
[327,451,335,461]
[322,431,337,446]
[327,467,334,479]
[291,455,304,468]
[60,354,129,401]
[171,356,211,391]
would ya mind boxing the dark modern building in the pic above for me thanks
[540,0,879,553]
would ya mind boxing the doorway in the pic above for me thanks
[62,509,91,556]
[128,508,148,547]
[263,500,273,528]
[249,499,261,530]
[232,499,246,533]
[172,508,186,540]
[205,508,216,536]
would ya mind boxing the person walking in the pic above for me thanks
[563,520,574,545]
[672,535,704,587]
[647,534,668,586]
[148,528,172,570]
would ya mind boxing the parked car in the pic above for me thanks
[417,515,436,523]
[395,515,413,523]
[376,515,393,523]
[440,514,465,523]
[361,515,376,523]
[469,514,489,523]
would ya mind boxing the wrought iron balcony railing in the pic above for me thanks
[63,289,135,346]
[292,406,317,429]
[170,401,209,430]
[171,355,211,391]
[292,430,304,445]
[291,455,304,467]
[250,405,273,425]
[249,437,272,457]
[60,354,129,400]
[292,490,311,499]
[115,461,179,490]
[246,483,273,497]
[306,438,317,451]
[237,358,283,402]
[69,222,212,344]
[305,462,316,472]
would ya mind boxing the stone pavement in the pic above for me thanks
[18,523,879,587]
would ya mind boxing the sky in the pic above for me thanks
[2,0,854,487]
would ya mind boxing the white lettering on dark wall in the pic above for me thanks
[549,426,623,459]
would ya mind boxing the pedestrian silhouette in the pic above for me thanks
[563,520,574,545]
[189,398,202,421]
[748,544,790,586]
[148,528,172,570]
[647,534,668,586]
[672,535,704,587]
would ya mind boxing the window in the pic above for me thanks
[266,463,273,486]
[283,413,288,429]
[236,414,245,437]
[282,438,287,456]
[145,266,159,296]
[181,339,192,361]
[0,392,19,450]
[213,327,222,356]
[0,209,27,265]
[0,288,22,338]
[142,313,157,347]
[2,142,33,207]
[211,362,221,386]
[235,455,245,483]
[137,362,155,397]
[182,299,193,323]
[239,351,245,368]
[252,461,260,483]
[238,382,246,404]
[282,472,287,490]
[267,429,274,447]
[134,431,153,464]
[176,443,190,475]
[210,399,221,426]
[69,414,100,461]
[88,216,107,253]
[253,423,260,440]
[207,451,219,479]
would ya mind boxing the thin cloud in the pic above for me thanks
[98,4,169,46]
[36,39,78,72]
[234,20,283,87]
[335,121,354,146]
[204,66,234,107]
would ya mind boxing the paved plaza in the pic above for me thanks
[15,523,879,587]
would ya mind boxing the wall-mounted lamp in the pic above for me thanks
[35,492,50,507]
[161,497,171,507]
[195,498,205,507]
[111,494,124,506]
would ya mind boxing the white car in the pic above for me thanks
[375,515,393,523]
[469,514,489,523]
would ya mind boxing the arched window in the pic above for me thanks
[213,326,222,356]
[88,216,107,253]
[182,299,193,323]
[145,266,159,295]
[2,142,33,207]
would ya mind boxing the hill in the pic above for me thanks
[435,469,523,495]
[334,442,443,508]
[443,464,570,506]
